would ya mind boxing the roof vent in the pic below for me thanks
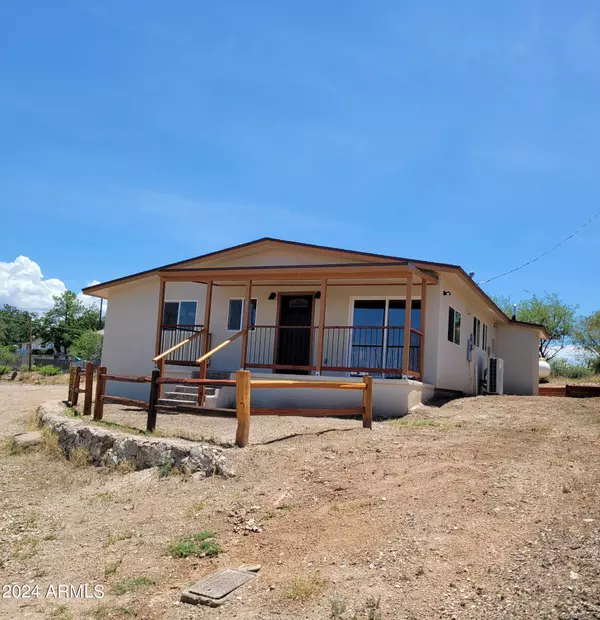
[468,271,475,279]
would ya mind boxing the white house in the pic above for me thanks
[83,238,548,416]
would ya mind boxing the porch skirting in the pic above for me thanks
[215,372,434,418]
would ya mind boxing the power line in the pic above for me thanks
[478,209,600,285]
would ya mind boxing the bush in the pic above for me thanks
[549,358,592,379]
[0,345,17,368]
[589,357,600,374]
[36,365,62,376]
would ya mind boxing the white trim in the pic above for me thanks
[226,298,258,332]
[163,299,199,325]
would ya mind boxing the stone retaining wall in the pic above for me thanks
[36,401,234,477]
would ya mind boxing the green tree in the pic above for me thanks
[493,292,578,360]
[573,310,600,362]
[38,291,102,355]
[0,305,38,346]
[71,330,103,361]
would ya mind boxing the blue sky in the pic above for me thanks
[1,1,599,314]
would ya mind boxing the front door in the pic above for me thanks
[276,294,314,373]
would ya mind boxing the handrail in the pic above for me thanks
[153,327,205,363]
[196,329,244,364]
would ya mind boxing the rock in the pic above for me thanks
[238,564,261,573]
[13,431,43,448]
[569,571,579,580]
[35,401,234,478]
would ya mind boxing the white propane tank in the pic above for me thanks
[539,358,551,379]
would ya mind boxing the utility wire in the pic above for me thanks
[479,209,600,285]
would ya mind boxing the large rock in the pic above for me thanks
[13,431,43,448]
[35,401,233,477]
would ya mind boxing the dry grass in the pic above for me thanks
[281,573,328,602]
[17,372,70,385]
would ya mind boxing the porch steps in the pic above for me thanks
[157,385,221,409]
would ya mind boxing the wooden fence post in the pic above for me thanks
[235,370,251,447]
[93,366,106,421]
[68,367,75,404]
[83,362,94,416]
[147,369,160,433]
[72,367,82,406]
[362,375,373,429]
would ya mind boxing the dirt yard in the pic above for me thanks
[1,384,599,620]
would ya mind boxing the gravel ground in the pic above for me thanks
[1,384,599,620]
[100,403,364,445]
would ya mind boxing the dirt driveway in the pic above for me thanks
[1,384,599,619]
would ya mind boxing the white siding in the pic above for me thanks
[496,325,539,395]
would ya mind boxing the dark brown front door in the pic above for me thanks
[276,294,314,373]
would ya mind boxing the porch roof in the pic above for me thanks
[157,261,438,285]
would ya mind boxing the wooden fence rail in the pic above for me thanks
[71,366,374,446]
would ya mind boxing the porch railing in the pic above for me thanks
[159,324,204,365]
[244,325,422,378]
[246,325,318,372]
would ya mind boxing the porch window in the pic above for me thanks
[227,298,257,331]
[351,299,421,370]
[448,307,461,345]
[163,301,197,326]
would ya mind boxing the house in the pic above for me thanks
[82,238,549,416]
[15,337,54,355]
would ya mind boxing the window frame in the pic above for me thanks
[448,306,462,345]
[226,298,258,332]
[162,300,198,326]
[348,296,422,372]
[482,323,488,352]
[472,316,481,348]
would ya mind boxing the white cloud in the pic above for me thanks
[548,345,590,363]
[78,281,101,309]
[0,256,67,311]
[0,257,102,313]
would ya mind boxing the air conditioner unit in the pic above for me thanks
[488,357,504,395]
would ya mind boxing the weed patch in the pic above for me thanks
[167,531,221,558]
[113,577,155,596]
[281,573,327,602]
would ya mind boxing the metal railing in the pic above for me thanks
[158,324,204,365]
[246,325,317,371]
[244,325,422,377]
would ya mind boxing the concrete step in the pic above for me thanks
[157,398,201,407]
[163,391,197,402]
[174,385,198,395]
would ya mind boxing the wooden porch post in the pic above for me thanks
[402,274,413,377]
[419,279,427,382]
[240,280,252,368]
[198,280,213,406]
[316,278,328,374]
[154,278,166,358]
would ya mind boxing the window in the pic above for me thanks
[482,324,488,352]
[473,317,481,348]
[227,299,257,331]
[162,301,197,326]
[351,299,422,371]
[448,307,461,345]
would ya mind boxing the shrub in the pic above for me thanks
[549,358,592,379]
[36,365,62,376]
[0,345,17,368]
[589,357,600,375]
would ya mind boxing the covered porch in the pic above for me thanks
[154,262,436,383]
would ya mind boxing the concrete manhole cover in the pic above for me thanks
[182,568,257,606]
